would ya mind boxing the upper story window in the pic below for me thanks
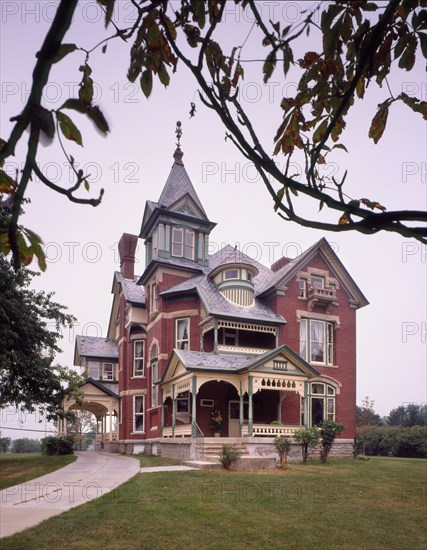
[225,269,239,280]
[175,318,189,350]
[172,227,194,260]
[133,340,144,377]
[87,361,117,381]
[300,319,334,365]
[152,229,158,258]
[311,276,325,289]
[151,359,159,408]
[299,279,307,298]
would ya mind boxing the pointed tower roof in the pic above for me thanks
[157,146,208,219]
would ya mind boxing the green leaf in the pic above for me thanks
[97,0,115,28]
[319,201,325,212]
[84,180,90,191]
[274,187,285,211]
[38,107,55,139]
[368,105,389,143]
[191,0,206,29]
[331,143,349,152]
[86,106,109,133]
[60,98,86,113]
[313,118,329,144]
[52,44,77,64]
[57,111,83,146]
[140,70,153,98]
[263,50,277,83]
[398,34,417,70]
[158,63,170,87]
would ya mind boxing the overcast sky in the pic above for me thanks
[1,1,425,438]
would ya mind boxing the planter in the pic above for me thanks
[214,432,221,437]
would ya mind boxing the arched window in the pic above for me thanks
[309,382,336,426]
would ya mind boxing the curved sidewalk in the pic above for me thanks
[0,451,140,539]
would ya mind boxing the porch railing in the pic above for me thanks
[243,425,300,437]
[192,421,205,458]
[162,424,192,438]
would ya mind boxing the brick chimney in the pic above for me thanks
[118,233,138,279]
[271,256,292,272]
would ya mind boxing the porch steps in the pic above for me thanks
[201,440,247,460]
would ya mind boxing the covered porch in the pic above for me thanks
[159,345,317,439]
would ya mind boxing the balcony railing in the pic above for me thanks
[218,345,269,355]
[307,287,337,312]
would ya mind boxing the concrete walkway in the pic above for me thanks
[0,451,140,539]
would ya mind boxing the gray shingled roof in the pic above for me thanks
[76,336,118,359]
[157,151,208,218]
[114,272,145,304]
[175,350,255,371]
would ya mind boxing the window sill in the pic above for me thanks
[131,375,145,379]
[147,406,159,412]
[311,362,338,368]
[131,431,145,435]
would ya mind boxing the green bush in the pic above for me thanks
[218,444,241,470]
[294,427,319,463]
[357,426,427,458]
[41,436,74,456]
[12,438,41,453]
[274,435,291,468]
[319,420,345,463]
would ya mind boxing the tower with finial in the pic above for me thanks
[173,121,184,166]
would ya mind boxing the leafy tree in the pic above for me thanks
[274,435,291,468]
[357,396,382,454]
[0,253,82,419]
[1,0,426,270]
[318,420,345,463]
[294,427,319,463]
[386,403,427,426]
[41,435,74,456]
[0,433,11,453]
[12,438,42,453]
[67,410,97,450]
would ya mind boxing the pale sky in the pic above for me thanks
[0,1,426,438]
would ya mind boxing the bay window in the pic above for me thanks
[175,318,190,350]
[300,319,334,365]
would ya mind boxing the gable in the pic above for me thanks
[170,195,204,219]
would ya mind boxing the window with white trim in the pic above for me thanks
[150,282,158,313]
[151,359,159,408]
[134,395,144,432]
[88,361,99,379]
[177,391,190,413]
[311,275,325,289]
[310,383,336,426]
[102,363,114,380]
[299,279,307,298]
[133,340,144,377]
[300,319,334,365]
[175,318,190,350]
[172,228,195,259]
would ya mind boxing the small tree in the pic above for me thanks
[319,421,345,463]
[293,428,319,463]
[11,438,41,453]
[218,444,241,470]
[0,433,11,453]
[274,436,291,469]
[41,435,74,456]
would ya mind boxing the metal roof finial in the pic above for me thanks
[175,121,182,148]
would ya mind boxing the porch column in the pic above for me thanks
[303,381,309,428]
[160,388,165,431]
[172,384,176,437]
[239,382,244,437]
[100,415,104,449]
[248,376,253,436]
[275,327,279,348]
[200,331,204,352]
[191,376,197,436]
[214,318,218,353]
[108,410,113,441]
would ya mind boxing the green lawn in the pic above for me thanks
[136,453,181,468]
[0,453,77,490]
[3,457,426,549]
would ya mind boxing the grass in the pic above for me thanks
[3,457,426,549]
[136,453,181,468]
[0,453,77,490]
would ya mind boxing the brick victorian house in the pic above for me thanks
[62,133,368,460]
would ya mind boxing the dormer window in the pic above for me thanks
[172,227,194,260]
[211,263,258,307]
[225,269,239,280]
[176,202,196,217]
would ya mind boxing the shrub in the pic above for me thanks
[218,444,241,470]
[41,436,74,456]
[294,428,319,463]
[356,426,427,458]
[319,420,345,463]
[274,435,291,468]
[12,438,41,453]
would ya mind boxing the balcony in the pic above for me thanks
[307,287,338,313]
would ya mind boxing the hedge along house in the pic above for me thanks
[63,126,368,458]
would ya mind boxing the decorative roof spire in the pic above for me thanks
[174,121,184,165]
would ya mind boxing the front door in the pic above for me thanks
[228,400,248,437]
